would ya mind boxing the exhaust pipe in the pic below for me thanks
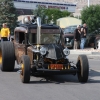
[37,17,41,45]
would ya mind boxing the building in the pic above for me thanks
[13,0,77,15]
[57,17,82,28]
[59,0,100,16]
[14,0,100,16]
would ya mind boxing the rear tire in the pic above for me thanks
[0,41,15,71]
[76,55,89,82]
[20,55,30,83]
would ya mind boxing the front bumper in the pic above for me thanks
[36,68,78,75]
[33,64,77,75]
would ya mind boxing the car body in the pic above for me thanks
[63,25,77,49]
[0,16,89,83]
[84,29,100,49]
[93,29,100,49]
[94,35,100,49]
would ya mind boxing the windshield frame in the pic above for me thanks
[40,33,60,44]
[28,29,61,45]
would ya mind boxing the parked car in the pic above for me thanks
[63,25,77,49]
[0,16,89,83]
[63,25,98,49]
[93,28,100,49]
[85,28,100,49]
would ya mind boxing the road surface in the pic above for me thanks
[0,54,100,100]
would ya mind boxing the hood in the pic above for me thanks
[44,44,65,60]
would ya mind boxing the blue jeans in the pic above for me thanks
[1,37,8,41]
[80,38,86,49]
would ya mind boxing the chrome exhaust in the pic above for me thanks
[36,17,41,45]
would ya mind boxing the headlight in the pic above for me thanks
[66,38,69,41]
[63,47,70,56]
[40,47,47,55]
[23,16,31,24]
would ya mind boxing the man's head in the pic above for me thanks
[83,23,87,27]
[77,25,81,29]
[2,23,7,28]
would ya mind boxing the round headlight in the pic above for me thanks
[63,47,70,56]
[23,16,31,24]
[40,47,47,55]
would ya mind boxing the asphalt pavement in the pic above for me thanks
[0,55,100,100]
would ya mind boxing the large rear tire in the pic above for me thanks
[0,41,15,71]
[20,55,30,83]
[76,55,89,82]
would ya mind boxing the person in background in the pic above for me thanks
[73,25,81,49]
[0,23,10,41]
[80,23,87,49]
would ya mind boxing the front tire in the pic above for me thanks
[76,55,89,82]
[20,55,30,83]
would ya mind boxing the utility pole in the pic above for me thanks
[88,0,90,7]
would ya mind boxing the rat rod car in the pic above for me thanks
[0,16,89,83]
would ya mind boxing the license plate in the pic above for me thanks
[49,64,63,70]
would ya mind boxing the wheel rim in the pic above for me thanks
[20,63,25,82]
[21,63,24,75]
[0,49,2,64]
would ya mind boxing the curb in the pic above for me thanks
[70,50,100,55]
[91,52,100,55]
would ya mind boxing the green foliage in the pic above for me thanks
[44,8,70,24]
[0,0,18,35]
[33,6,70,24]
[33,6,46,23]
[81,5,100,33]
[74,15,81,19]
[69,13,74,17]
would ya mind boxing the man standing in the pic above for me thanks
[80,23,87,49]
[0,23,10,41]
[74,25,81,49]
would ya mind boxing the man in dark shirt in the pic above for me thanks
[74,25,81,49]
[80,23,87,49]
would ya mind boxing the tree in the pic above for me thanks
[0,0,18,35]
[81,5,100,33]
[33,6,46,23]
[44,8,70,24]
[33,6,70,24]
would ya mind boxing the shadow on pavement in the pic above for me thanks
[29,69,100,84]
[29,74,79,84]
[88,69,100,83]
